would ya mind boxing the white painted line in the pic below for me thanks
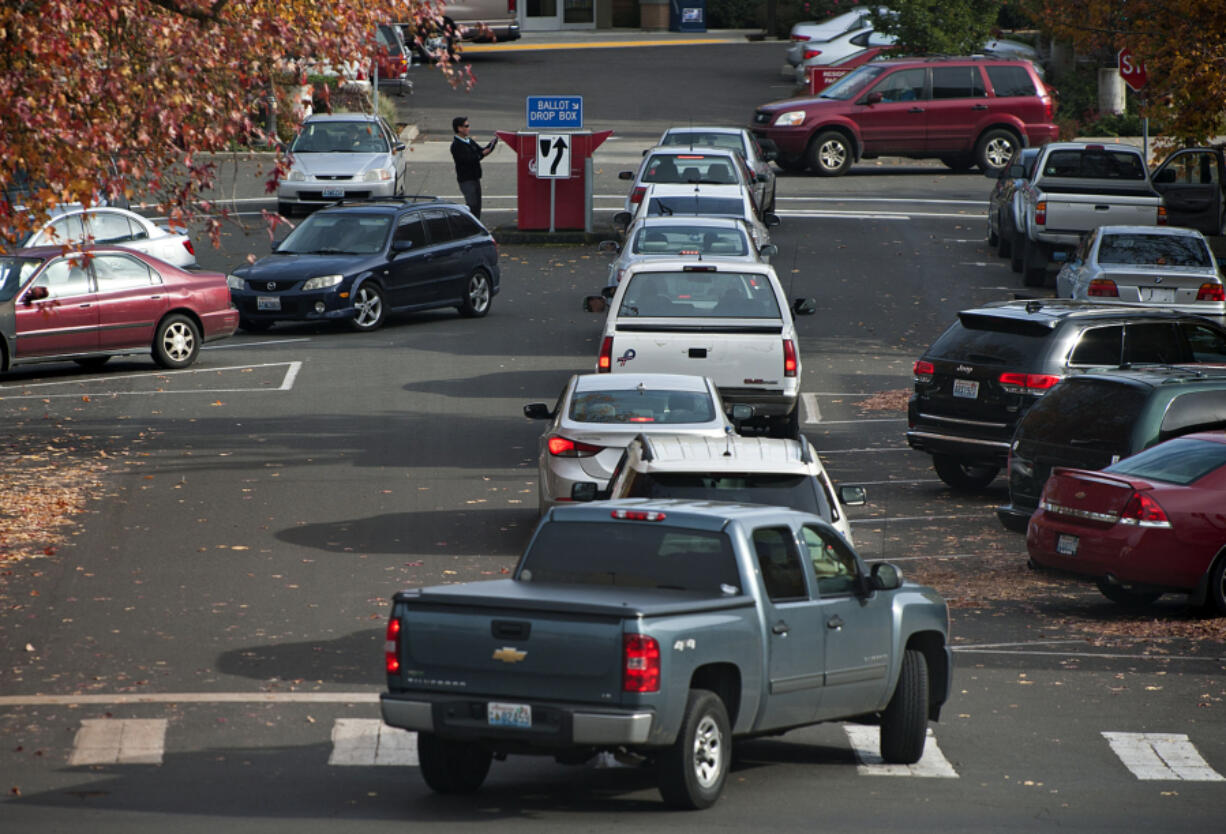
[69,718,168,766]
[801,392,821,424]
[955,648,1219,662]
[849,514,984,524]
[815,418,907,424]
[814,447,912,454]
[844,726,957,778]
[329,718,418,766]
[0,692,381,707]
[779,197,986,206]
[1103,732,1225,781]
[779,210,984,220]
[0,361,302,399]
[204,337,312,350]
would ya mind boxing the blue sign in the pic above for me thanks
[526,95,583,130]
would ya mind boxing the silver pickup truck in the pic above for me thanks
[381,500,952,809]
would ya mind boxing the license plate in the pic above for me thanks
[487,702,531,729]
[321,188,344,198]
[1140,287,1176,303]
[952,379,980,399]
[1057,534,1079,556]
[257,296,281,311]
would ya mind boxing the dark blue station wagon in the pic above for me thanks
[227,197,500,332]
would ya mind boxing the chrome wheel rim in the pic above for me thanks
[819,140,846,171]
[354,286,383,327]
[468,274,490,313]
[985,137,1014,169]
[162,321,195,362]
[691,715,724,789]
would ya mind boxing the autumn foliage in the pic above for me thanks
[1023,0,1226,148]
[0,0,448,249]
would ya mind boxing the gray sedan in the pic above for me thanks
[655,126,779,212]
[277,114,407,216]
[1055,225,1225,316]
[600,216,776,287]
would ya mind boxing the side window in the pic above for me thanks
[752,527,807,602]
[87,211,137,244]
[394,215,428,249]
[1181,323,1226,362]
[421,209,452,244]
[985,65,1036,98]
[800,525,860,597]
[32,214,86,247]
[932,66,984,100]
[93,253,156,292]
[31,258,92,299]
[1124,323,1185,365]
[446,209,484,239]
[1069,325,1123,366]
[1161,151,1221,185]
[871,68,926,103]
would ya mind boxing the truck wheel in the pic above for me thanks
[416,733,492,795]
[775,153,807,173]
[880,649,928,765]
[1205,555,1226,616]
[1095,578,1162,608]
[1021,241,1047,287]
[933,455,998,491]
[996,212,1013,258]
[975,129,1017,175]
[1010,234,1024,273]
[658,689,730,810]
[806,131,853,177]
[987,221,999,248]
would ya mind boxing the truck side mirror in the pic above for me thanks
[758,138,779,161]
[597,239,621,255]
[792,297,817,315]
[758,244,778,258]
[523,402,552,420]
[583,295,608,313]
[570,482,599,502]
[612,211,632,233]
[839,485,867,506]
[729,404,754,422]
[618,171,634,180]
[869,562,903,591]
[865,91,883,105]
[1153,167,1177,184]
[764,213,781,228]
[23,285,49,304]
[392,239,414,253]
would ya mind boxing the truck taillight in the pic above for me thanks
[1197,283,1225,302]
[1042,93,1054,121]
[783,338,798,377]
[630,186,646,204]
[913,359,934,380]
[623,634,660,692]
[1157,205,1168,225]
[1087,278,1118,297]
[508,0,517,12]
[597,336,613,372]
[1034,201,1046,225]
[999,372,1061,395]
[385,617,401,674]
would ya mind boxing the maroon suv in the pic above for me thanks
[750,56,1057,177]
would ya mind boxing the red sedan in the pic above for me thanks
[1027,431,1226,614]
[1,246,238,374]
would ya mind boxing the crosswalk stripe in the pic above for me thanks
[68,718,168,766]
[1102,732,1225,781]
[844,726,958,777]
[328,718,418,766]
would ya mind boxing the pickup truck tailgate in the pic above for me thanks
[610,320,785,389]
[1041,190,1162,231]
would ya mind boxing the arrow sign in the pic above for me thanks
[1118,47,1148,92]
[536,134,571,179]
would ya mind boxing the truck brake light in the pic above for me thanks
[1157,205,1167,225]
[623,634,661,692]
[385,616,401,674]
[630,186,646,204]
[597,336,613,372]
[999,372,1061,395]
[611,509,667,521]
[783,338,798,377]
[1034,201,1046,225]
[913,359,934,380]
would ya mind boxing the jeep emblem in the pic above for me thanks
[956,365,973,375]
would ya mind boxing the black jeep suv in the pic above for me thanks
[906,299,1226,491]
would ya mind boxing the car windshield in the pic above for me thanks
[278,213,391,255]
[626,473,830,518]
[819,64,888,100]
[518,521,741,595]
[642,153,741,185]
[660,132,746,158]
[647,196,746,218]
[618,271,781,318]
[1097,233,1212,267]
[632,225,749,257]
[1105,436,1226,485]
[0,256,44,303]
[290,121,389,154]
[569,388,717,424]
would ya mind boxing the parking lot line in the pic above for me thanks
[845,726,958,777]
[1102,732,1226,781]
[68,718,168,766]
[0,361,302,398]
[329,718,418,766]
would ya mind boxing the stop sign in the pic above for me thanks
[1118,48,1148,91]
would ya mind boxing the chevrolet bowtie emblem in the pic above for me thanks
[1075,491,1086,499]
[492,646,526,663]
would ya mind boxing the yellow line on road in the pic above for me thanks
[464,39,745,52]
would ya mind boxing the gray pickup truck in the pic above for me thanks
[381,500,952,809]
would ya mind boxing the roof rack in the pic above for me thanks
[327,195,443,208]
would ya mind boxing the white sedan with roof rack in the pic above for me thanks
[599,215,776,288]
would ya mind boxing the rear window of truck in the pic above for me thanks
[518,521,742,595]
[1041,149,1146,180]
[618,271,781,319]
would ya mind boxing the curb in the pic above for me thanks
[491,227,609,244]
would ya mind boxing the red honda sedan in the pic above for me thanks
[0,246,238,374]
[1027,431,1226,614]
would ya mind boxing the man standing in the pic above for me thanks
[451,116,497,219]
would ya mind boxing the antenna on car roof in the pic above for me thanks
[723,425,734,457]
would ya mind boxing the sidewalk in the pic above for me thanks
[462,28,774,52]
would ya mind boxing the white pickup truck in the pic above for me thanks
[1013,142,1165,287]
[584,260,816,437]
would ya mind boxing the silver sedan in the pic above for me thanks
[523,373,742,514]
[277,114,407,216]
[600,216,776,288]
[1056,225,1225,316]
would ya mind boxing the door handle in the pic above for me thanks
[771,621,789,635]
[826,616,845,630]
[908,107,925,113]
[972,104,989,110]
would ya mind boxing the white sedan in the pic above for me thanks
[19,206,197,268]
[1055,225,1225,316]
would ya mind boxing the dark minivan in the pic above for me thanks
[907,300,1226,491]
[997,367,1226,532]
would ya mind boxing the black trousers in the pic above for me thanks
[458,179,482,218]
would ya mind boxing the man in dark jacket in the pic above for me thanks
[451,115,497,218]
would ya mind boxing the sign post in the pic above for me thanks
[1117,48,1149,162]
